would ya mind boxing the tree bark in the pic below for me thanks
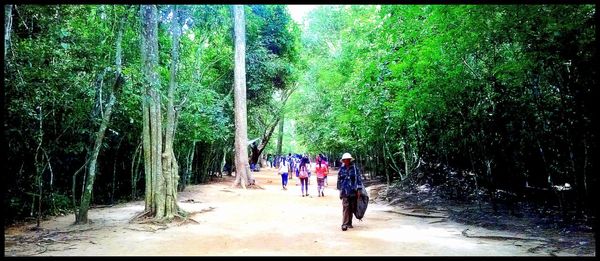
[276,114,284,156]
[140,5,165,218]
[4,5,13,62]
[161,5,183,219]
[139,5,183,221]
[76,17,124,224]
[232,5,251,188]
[249,89,295,166]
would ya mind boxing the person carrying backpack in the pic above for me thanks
[337,153,363,231]
[298,162,310,197]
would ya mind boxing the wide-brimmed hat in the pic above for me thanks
[341,153,354,161]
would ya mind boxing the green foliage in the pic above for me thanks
[289,4,595,215]
[4,4,595,224]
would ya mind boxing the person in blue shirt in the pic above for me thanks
[337,153,363,231]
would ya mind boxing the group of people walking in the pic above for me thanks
[273,152,364,231]
[276,153,329,197]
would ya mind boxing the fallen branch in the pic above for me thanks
[52,227,96,234]
[180,199,201,203]
[46,246,77,253]
[428,219,447,224]
[384,210,448,219]
[129,210,152,223]
[33,244,48,255]
[461,229,550,242]
[126,225,168,233]
[91,204,114,209]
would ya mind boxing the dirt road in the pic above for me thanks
[5,168,572,256]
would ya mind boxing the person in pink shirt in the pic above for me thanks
[315,155,329,197]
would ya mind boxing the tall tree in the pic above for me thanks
[276,114,284,156]
[4,5,12,62]
[76,16,125,224]
[161,5,183,219]
[232,5,252,188]
[139,5,182,220]
[248,88,295,165]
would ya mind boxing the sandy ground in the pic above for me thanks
[4,167,587,256]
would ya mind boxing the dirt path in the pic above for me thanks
[4,168,583,256]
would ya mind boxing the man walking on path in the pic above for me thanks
[337,153,363,231]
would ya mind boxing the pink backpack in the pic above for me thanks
[299,168,308,178]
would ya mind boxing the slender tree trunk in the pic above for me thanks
[276,114,284,156]
[249,116,280,166]
[142,95,152,210]
[131,140,142,199]
[382,142,391,185]
[220,147,227,176]
[232,5,251,188]
[5,5,13,62]
[111,137,123,205]
[77,91,117,223]
[249,89,295,166]
[76,17,125,224]
[34,105,44,227]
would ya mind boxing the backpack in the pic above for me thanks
[354,187,369,220]
[299,168,308,178]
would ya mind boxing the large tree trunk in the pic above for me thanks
[232,5,251,188]
[140,5,182,221]
[76,17,124,224]
[139,5,183,221]
[161,5,183,219]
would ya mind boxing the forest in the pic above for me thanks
[3,4,596,229]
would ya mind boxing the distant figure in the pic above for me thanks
[278,158,289,190]
[285,153,296,179]
[315,155,328,197]
[298,163,310,197]
[301,154,311,185]
[337,153,363,231]
[318,154,329,186]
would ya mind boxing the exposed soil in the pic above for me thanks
[4,167,595,256]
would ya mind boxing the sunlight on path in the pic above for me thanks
[5,167,552,256]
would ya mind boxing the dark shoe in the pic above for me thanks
[321,192,324,197]
[302,194,305,197]
[341,225,348,231]
[348,224,354,228]
[306,194,309,196]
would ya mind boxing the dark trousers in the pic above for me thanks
[342,196,357,227]
[300,177,309,195]
[281,173,288,187]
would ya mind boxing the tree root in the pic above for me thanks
[129,210,153,223]
[33,244,48,255]
[125,225,167,233]
[428,219,447,224]
[247,184,265,190]
[461,228,550,242]
[52,227,96,234]
[180,198,201,203]
[384,209,448,219]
